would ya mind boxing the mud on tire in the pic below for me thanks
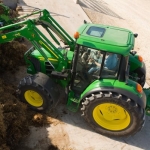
[81,91,145,137]
[17,75,52,112]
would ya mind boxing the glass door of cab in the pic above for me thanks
[72,45,121,95]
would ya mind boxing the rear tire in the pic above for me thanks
[17,75,52,112]
[81,91,145,137]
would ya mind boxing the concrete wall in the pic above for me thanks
[3,0,18,9]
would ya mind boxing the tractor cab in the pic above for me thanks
[67,24,136,111]
[71,46,122,95]
[70,23,135,97]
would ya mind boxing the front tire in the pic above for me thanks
[81,91,145,137]
[17,75,52,111]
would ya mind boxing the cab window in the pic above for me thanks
[73,46,104,92]
[101,52,121,79]
[72,46,121,94]
[86,26,105,37]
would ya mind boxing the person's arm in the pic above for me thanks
[81,52,86,63]
[105,54,117,70]
[104,55,111,67]
[94,60,101,67]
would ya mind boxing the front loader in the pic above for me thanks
[0,3,150,137]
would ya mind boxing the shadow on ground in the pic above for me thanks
[16,126,59,150]
[78,0,122,19]
[56,103,150,150]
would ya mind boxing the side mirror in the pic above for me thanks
[134,33,138,38]
[84,20,87,24]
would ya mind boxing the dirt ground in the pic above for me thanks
[1,0,150,150]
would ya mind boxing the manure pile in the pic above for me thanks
[0,4,57,150]
[0,40,54,150]
[0,5,31,149]
[0,41,27,73]
[0,40,30,150]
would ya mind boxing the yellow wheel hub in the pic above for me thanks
[25,90,43,107]
[93,103,130,131]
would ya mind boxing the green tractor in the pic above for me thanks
[0,4,150,137]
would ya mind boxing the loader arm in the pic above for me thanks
[0,5,75,51]
[36,9,75,51]
[0,18,69,71]
[16,9,75,50]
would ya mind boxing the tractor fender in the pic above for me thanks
[31,72,60,107]
[81,87,146,108]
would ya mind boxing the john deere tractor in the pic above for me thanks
[0,3,150,137]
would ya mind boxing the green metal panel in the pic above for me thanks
[129,54,143,71]
[67,78,144,112]
[77,23,135,56]
[26,48,73,73]
[81,78,142,99]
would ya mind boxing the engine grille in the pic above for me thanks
[30,57,41,72]
[45,61,54,75]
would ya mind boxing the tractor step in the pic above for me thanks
[67,91,80,112]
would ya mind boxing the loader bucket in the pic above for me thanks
[143,88,150,116]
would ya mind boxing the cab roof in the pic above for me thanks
[76,23,135,56]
